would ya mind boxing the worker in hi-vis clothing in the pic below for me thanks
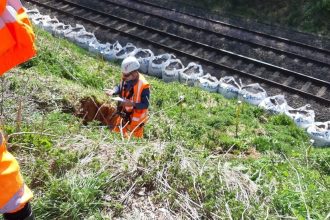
[0,132,34,220]
[1,0,36,219]
[105,56,150,138]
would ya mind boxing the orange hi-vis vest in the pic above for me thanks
[0,0,36,76]
[119,73,150,125]
[0,131,33,214]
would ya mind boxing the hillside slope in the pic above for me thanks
[0,29,329,219]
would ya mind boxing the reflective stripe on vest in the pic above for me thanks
[7,0,23,12]
[0,132,33,214]
[0,185,31,213]
[2,5,17,23]
[131,111,147,122]
[0,0,36,76]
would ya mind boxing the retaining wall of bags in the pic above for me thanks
[26,8,329,147]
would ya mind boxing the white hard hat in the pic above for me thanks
[121,56,140,74]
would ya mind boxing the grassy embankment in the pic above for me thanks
[174,0,330,37]
[1,28,329,219]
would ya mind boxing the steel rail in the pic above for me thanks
[32,0,330,88]
[100,0,330,68]
[136,0,330,56]
[33,0,330,87]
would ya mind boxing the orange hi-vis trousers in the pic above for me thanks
[112,116,145,138]
[0,131,33,214]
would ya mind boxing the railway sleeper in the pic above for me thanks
[316,86,327,97]
[301,81,312,92]
[283,76,294,86]
[254,67,265,76]
[244,64,254,72]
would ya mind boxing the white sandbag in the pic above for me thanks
[52,23,72,37]
[101,41,122,61]
[88,39,110,54]
[32,15,51,28]
[30,14,44,25]
[26,8,40,19]
[195,73,219,92]
[258,95,289,114]
[115,43,138,60]
[132,49,154,74]
[148,54,176,78]
[42,18,60,33]
[162,59,184,83]
[88,39,100,54]
[238,83,267,105]
[307,121,330,147]
[96,43,112,55]
[179,62,204,86]
[285,104,315,129]
[47,22,65,35]
[64,24,86,42]
[218,76,241,99]
[74,32,96,49]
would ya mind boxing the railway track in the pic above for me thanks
[137,0,330,56]
[137,0,330,52]
[117,0,330,66]
[25,0,330,107]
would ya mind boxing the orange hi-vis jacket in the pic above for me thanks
[120,73,150,125]
[115,73,149,138]
[0,0,36,75]
[0,131,33,214]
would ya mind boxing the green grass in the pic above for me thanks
[1,28,329,219]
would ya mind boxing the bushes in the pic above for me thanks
[174,0,329,35]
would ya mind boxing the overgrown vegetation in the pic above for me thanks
[1,29,329,219]
[166,0,330,36]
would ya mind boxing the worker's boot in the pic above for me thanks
[24,212,35,220]
[3,202,35,220]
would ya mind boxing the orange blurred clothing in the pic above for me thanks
[0,0,35,215]
[0,131,33,214]
[113,73,150,138]
[0,0,36,76]
[112,116,145,138]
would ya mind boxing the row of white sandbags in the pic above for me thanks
[26,9,329,147]
[27,10,156,62]
[192,75,326,146]
[255,91,329,146]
